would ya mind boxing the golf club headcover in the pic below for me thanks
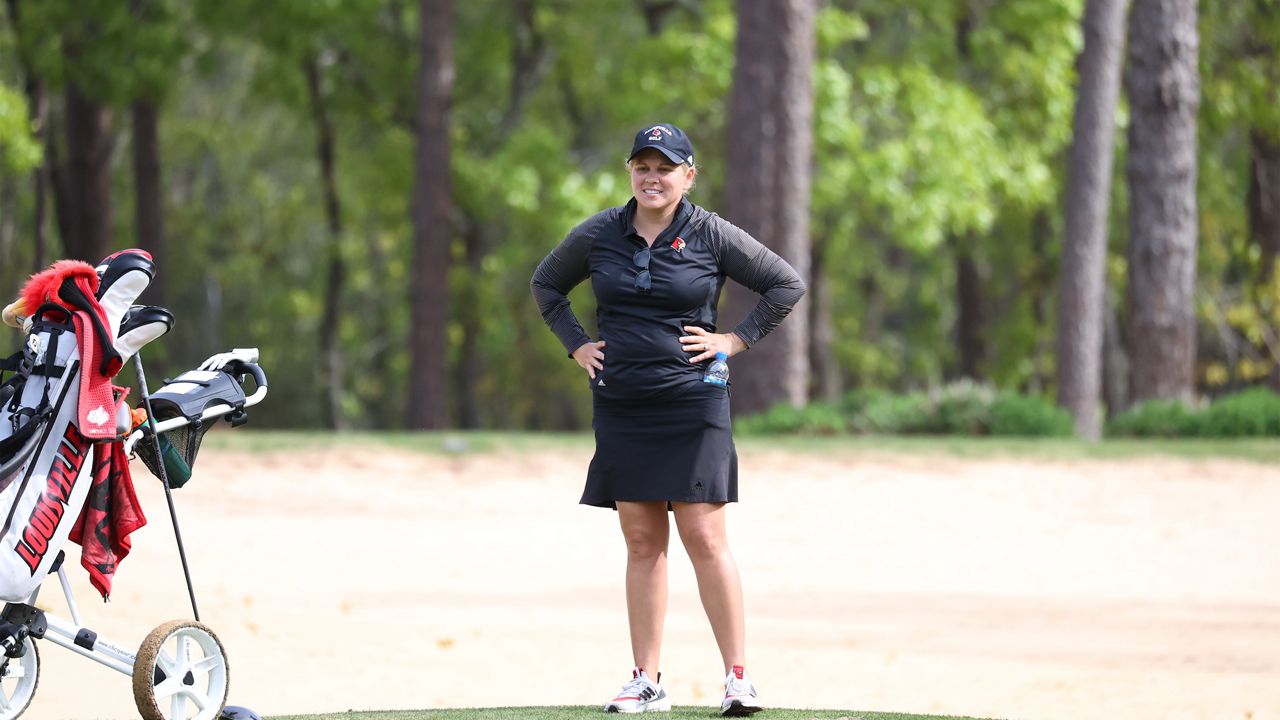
[21,260,99,316]
[94,250,154,343]
[22,260,125,439]
[114,305,175,365]
[1,299,24,329]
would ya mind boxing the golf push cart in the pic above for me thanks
[0,250,267,720]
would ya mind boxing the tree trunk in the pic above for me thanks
[454,217,487,429]
[1028,209,1053,393]
[1247,130,1280,392]
[304,57,348,431]
[949,10,985,384]
[1249,130,1280,284]
[808,228,840,403]
[852,232,897,389]
[952,235,985,381]
[132,100,165,305]
[407,0,455,430]
[63,83,114,263]
[723,0,816,415]
[1102,284,1130,416]
[1056,0,1131,439]
[1125,0,1200,404]
[362,226,396,428]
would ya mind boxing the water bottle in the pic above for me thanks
[703,352,729,387]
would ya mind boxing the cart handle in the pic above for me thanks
[122,362,268,455]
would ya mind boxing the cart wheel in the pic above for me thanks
[0,637,39,720]
[132,620,229,720]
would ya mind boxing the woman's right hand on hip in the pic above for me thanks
[572,340,606,379]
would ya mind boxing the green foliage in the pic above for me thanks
[0,0,1271,429]
[444,0,737,429]
[15,0,190,102]
[988,392,1074,437]
[812,0,1081,387]
[1106,399,1201,438]
[734,401,847,436]
[742,382,1071,437]
[1195,0,1280,390]
[838,387,887,416]
[930,380,996,434]
[0,84,40,175]
[202,430,1280,464]
[853,391,934,434]
[1198,388,1280,437]
[1106,389,1280,438]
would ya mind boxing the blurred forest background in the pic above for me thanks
[0,0,1277,436]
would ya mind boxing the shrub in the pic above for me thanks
[851,391,932,434]
[734,404,798,435]
[1106,398,1201,438]
[1199,388,1280,437]
[839,388,888,417]
[735,401,847,436]
[738,387,1083,438]
[989,392,1074,437]
[929,380,996,434]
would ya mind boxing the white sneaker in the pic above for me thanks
[720,665,763,716]
[604,667,671,713]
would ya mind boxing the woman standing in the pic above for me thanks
[531,123,805,716]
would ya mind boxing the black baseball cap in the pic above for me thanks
[628,123,695,165]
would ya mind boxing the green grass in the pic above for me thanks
[738,433,1280,462]
[266,708,997,720]
[200,429,593,454]
[202,429,1280,463]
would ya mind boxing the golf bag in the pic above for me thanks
[0,250,161,602]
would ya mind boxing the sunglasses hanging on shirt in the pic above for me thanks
[633,247,651,293]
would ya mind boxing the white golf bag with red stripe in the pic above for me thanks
[0,316,94,601]
[0,250,161,601]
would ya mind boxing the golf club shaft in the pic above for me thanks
[133,354,201,622]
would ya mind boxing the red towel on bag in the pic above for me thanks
[70,310,119,440]
[69,436,147,600]
[19,260,122,439]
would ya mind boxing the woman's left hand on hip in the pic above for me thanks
[680,326,746,364]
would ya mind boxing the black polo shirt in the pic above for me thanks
[532,197,805,400]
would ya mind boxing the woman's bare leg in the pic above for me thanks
[672,501,744,672]
[616,500,672,676]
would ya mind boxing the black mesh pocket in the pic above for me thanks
[135,419,215,489]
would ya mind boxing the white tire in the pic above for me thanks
[133,620,229,720]
[0,637,39,720]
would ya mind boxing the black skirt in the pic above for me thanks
[581,381,738,509]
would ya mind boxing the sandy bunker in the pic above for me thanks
[26,441,1280,720]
